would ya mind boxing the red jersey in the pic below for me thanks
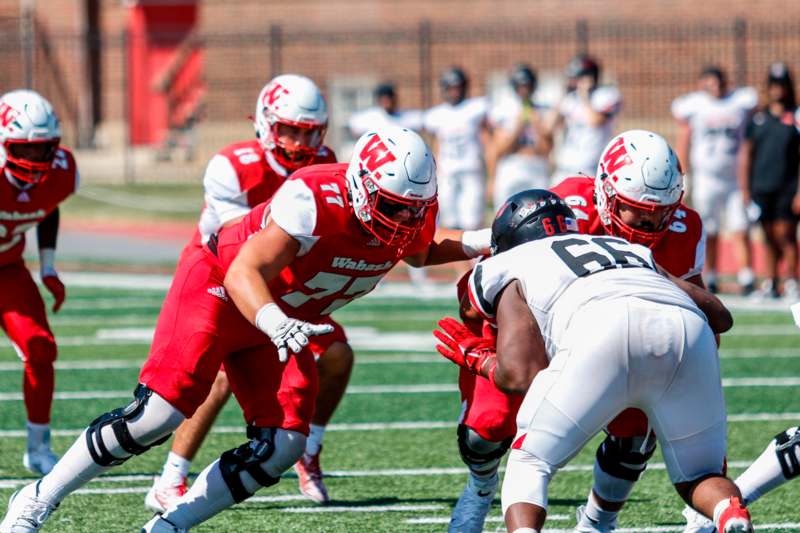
[0,148,78,267]
[551,176,705,279]
[189,140,336,249]
[213,163,437,320]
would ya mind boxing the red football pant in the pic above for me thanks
[139,249,345,435]
[0,261,57,424]
[459,367,522,442]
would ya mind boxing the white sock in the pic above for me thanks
[737,268,755,286]
[581,491,619,529]
[37,429,112,504]
[27,421,51,450]
[305,424,326,456]
[160,451,191,485]
[735,426,798,505]
[162,460,236,528]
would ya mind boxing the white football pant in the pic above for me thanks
[502,298,727,513]
[437,168,485,230]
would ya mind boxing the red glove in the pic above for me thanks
[433,317,496,376]
[42,274,65,313]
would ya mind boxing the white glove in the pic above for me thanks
[255,303,334,362]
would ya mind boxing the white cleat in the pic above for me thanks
[575,504,617,532]
[0,481,57,533]
[140,515,188,533]
[681,506,716,533]
[144,475,189,513]
[22,446,58,477]
[448,474,497,533]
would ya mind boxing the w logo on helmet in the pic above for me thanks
[0,103,18,128]
[263,82,289,106]
[359,134,397,174]
[601,136,632,178]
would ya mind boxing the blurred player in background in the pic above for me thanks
[672,65,757,294]
[487,64,552,213]
[0,127,494,533]
[424,66,490,230]
[549,54,622,182]
[147,74,341,510]
[348,82,423,137]
[737,62,800,300]
[436,189,750,533]
[0,89,77,476]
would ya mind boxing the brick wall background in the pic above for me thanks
[0,0,798,182]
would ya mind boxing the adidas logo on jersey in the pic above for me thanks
[207,286,228,302]
[331,257,393,272]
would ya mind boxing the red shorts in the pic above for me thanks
[458,367,522,442]
[0,261,55,358]
[139,248,346,435]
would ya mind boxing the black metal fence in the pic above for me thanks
[2,15,800,183]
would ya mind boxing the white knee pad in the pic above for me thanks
[501,448,556,515]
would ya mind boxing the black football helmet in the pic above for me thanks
[510,64,537,89]
[491,189,578,254]
[565,54,600,82]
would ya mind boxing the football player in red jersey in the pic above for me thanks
[146,74,341,511]
[442,130,729,533]
[0,90,78,476]
[1,126,493,532]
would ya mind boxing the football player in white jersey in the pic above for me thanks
[488,64,552,213]
[434,190,754,533]
[672,66,758,294]
[549,55,622,182]
[424,67,489,230]
[348,82,423,137]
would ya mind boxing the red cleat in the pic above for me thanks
[294,449,330,504]
[718,497,753,533]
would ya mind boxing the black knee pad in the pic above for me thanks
[219,426,281,503]
[774,427,800,479]
[85,384,171,467]
[456,424,512,475]
[596,432,657,482]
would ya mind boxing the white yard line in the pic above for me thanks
[282,504,445,513]
[1,376,799,403]
[407,515,567,524]
[539,526,800,533]
[0,414,794,440]
[0,461,762,491]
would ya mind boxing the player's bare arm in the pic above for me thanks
[658,265,733,333]
[493,280,548,394]
[737,137,753,205]
[224,219,300,321]
[675,119,692,173]
[403,227,490,267]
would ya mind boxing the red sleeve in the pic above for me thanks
[550,176,601,234]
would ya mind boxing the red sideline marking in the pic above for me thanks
[62,219,195,242]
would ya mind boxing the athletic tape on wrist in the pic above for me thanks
[462,228,492,258]
[255,303,288,335]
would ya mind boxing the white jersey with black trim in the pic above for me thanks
[671,87,757,179]
[555,85,622,175]
[348,107,424,137]
[424,97,488,173]
[468,234,701,357]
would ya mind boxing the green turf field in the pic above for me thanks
[0,281,799,532]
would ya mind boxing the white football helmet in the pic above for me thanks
[346,126,437,252]
[0,89,61,184]
[595,129,684,247]
[254,74,328,171]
